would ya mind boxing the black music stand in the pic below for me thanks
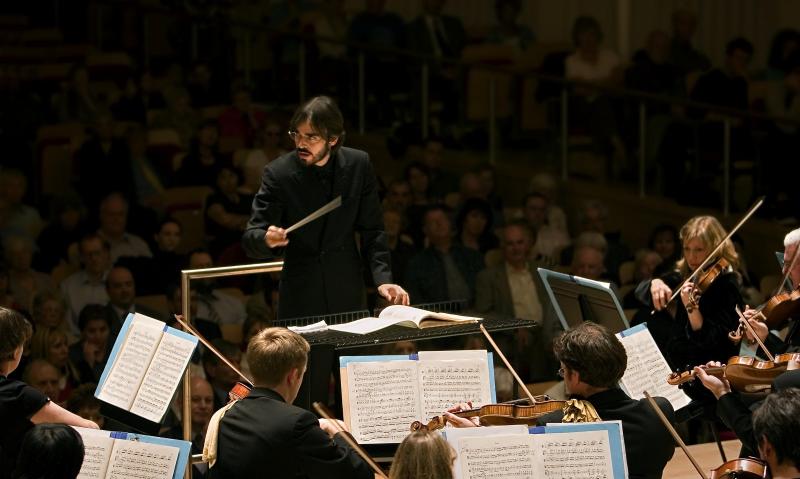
[537,268,629,333]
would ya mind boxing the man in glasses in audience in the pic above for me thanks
[243,96,409,320]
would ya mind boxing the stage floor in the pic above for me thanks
[662,439,744,478]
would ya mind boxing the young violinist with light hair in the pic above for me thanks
[634,215,743,371]
[740,227,800,356]
[388,430,455,479]
[206,327,373,479]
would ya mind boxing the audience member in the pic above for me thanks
[0,265,21,312]
[186,61,225,108]
[150,87,200,149]
[176,119,224,187]
[455,198,498,255]
[405,162,435,246]
[97,193,153,263]
[22,359,62,403]
[562,199,631,283]
[240,120,289,195]
[188,250,247,326]
[28,328,80,402]
[126,125,170,211]
[102,265,162,336]
[0,169,42,242]
[205,165,251,257]
[34,194,88,273]
[648,224,681,274]
[522,192,570,265]
[12,423,85,479]
[165,376,214,476]
[74,114,134,208]
[627,30,682,98]
[419,137,458,201]
[4,235,55,314]
[202,338,242,410]
[69,304,113,384]
[528,173,569,236]
[388,430,455,479]
[669,9,711,78]
[60,234,111,331]
[486,0,535,51]
[764,29,800,80]
[217,85,266,148]
[384,208,416,286]
[622,249,662,308]
[52,64,99,123]
[691,37,754,114]
[30,291,73,342]
[405,206,484,305]
[383,179,414,217]
[65,383,104,429]
[571,244,613,285]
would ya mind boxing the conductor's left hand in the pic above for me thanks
[377,284,410,305]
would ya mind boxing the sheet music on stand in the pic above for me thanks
[537,268,630,333]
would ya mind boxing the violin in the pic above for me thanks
[690,258,731,303]
[228,381,252,403]
[410,396,566,432]
[667,354,800,393]
[760,286,800,329]
[710,457,769,479]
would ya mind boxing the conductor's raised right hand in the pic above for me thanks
[650,278,672,311]
[265,225,288,248]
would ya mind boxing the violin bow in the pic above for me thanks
[775,243,800,297]
[654,197,764,314]
[313,402,387,479]
[734,306,775,361]
[479,324,538,405]
[173,314,254,387]
[643,391,709,479]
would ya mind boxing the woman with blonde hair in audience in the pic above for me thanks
[29,327,81,402]
[31,291,75,343]
[388,430,455,479]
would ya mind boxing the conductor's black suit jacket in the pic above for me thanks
[536,388,675,479]
[242,147,392,319]
[207,388,372,479]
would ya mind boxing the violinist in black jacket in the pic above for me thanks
[207,327,372,479]
[242,96,408,320]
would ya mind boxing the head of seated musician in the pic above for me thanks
[752,388,800,479]
[540,322,676,479]
[388,430,455,479]
[206,327,374,479]
[13,423,85,479]
[742,227,800,353]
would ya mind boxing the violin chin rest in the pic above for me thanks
[743,384,772,394]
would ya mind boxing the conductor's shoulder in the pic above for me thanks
[266,151,300,176]
[338,146,370,163]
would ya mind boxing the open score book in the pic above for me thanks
[340,350,495,444]
[327,305,480,335]
[95,313,198,423]
[74,426,190,479]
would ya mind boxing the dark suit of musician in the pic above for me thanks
[536,388,675,479]
[242,147,392,319]
[207,387,373,479]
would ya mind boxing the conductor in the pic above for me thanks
[242,96,409,319]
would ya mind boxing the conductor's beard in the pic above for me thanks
[298,143,331,167]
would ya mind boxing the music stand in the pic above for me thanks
[537,268,629,333]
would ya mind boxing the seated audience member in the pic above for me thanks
[1,308,97,473]
[118,217,186,296]
[74,114,134,208]
[522,192,570,265]
[207,327,372,479]
[571,242,608,280]
[691,37,753,114]
[205,165,251,257]
[240,120,289,195]
[22,359,62,403]
[61,234,111,332]
[29,328,80,402]
[669,8,711,78]
[528,173,569,235]
[150,87,200,149]
[475,164,504,225]
[4,235,55,314]
[30,291,73,342]
[0,265,22,312]
[622,249,662,309]
[35,193,88,273]
[486,0,535,51]
[455,198,498,255]
[626,30,681,98]
[562,199,631,284]
[419,137,458,201]
[388,430,455,479]
[203,339,243,411]
[383,179,413,219]
[53,64,99,124]
[69,304,113,383]
[404,162,434,246]
[217,85,266,148]
[126,125,171,211]
[474,221,557,380]
[12,423,85,479]
[165,376,214,476]
[188,250,247,326]
[102,266,161,335]
[97,193,153,263]
[176,120,224,187]
[384,208,416,286]
[648,224,681,275]
[405,206,485,305]
[0,168,42,242]
[66,383,105,429]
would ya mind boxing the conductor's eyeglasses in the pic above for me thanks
[288,130,324,145]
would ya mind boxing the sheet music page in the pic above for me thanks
[129,331,196,422]
[617,327,692,410]
[418,358,491,420]
[105,439,179,479]
[329,316,399,335]
[346,360,421,444]
[74,427,114,479]
[97,315,165,410]
[457,434,535,479]
[531,430,613,479]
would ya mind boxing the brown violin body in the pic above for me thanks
[692,258,731,301]
[710,457,769,479]
[761,286,800,329]
[410,397,566,432]
[668,354,800,393]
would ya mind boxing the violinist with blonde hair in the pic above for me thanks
[634,215,743,370]
[388,430,455,479]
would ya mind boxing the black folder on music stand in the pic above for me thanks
[537,268,630,333]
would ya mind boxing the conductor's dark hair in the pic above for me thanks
[752,388,800,469]
[553,322,627,388]
[0,307,32,361]
[12,424,85,479]
[289,96,346,146]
